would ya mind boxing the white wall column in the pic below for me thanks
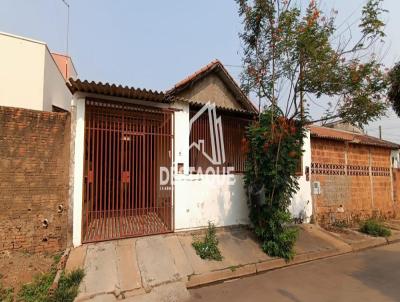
[172,101,190,173]
[72,97,85,247]
[290,130,313,222]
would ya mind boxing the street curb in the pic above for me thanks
[185,236,399,289]
[186,248,349,289]
[350,238,387,251]
[187,264,257,288]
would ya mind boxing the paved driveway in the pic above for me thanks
[189,242,400,302]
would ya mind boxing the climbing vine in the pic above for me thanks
[244,107,305,260]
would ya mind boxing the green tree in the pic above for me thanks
[237,0,389,260]
[237,0,388,126]
[388,62,400,117]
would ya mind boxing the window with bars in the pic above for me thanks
[189,110,251,173]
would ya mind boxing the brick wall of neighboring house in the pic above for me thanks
[311,137,396,225]
[0,106,70,252]
[394,168,400,215]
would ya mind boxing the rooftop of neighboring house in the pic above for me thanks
[308,124,400,149]
[0,31,76,111]
[0,31,77,81]
[51,52,78,81]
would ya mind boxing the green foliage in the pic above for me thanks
[237,0,389,127]
[50,269,84,302]
[18,268,84,302]
[18,270,56,302]
[388,62,400,117]
[359,219,391,237]
[244,107,304,261]
[360,0,387,39]
[192,222,222,261]
[332,220,349,229]
[0,282,14,302]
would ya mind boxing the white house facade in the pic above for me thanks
[67,61,313,247]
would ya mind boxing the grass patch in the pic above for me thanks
[51,269,85,302]
[332,220,349,229]
[0,282,14,302]
[18,268,84,302]
[18,269,56,302]
[359,219,391,237]
[16,251,84,302]
[192,222,223,261]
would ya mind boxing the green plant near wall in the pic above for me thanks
[359,219,391,237]
[192,222,223,261]
[244,107,305,261]
[18,267,84,302]
[0,282,14,302]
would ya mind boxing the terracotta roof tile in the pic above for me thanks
[67,79,168,103]
[169,59,221,91]
[67,78,255,116]
[308,125,400,149]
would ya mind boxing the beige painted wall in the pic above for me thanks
[43,50,72,111]
[178,73,243,109]
[0,32,72,112]
[0,33,46,110]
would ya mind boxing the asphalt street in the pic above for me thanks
[189,242,400,302]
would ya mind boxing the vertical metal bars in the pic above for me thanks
[83,99,174,243]
[189,110,250,173]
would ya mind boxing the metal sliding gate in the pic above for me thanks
[82,99,174,243]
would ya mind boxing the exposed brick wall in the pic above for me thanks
[311,137,396,225]
[394,168,400,215]
[0,106,70,252]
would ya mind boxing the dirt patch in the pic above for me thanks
[324,226,350,234]
[0,250,58,293]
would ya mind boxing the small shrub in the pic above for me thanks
[259,219,299,261]
[18,268,84,302]
[359,219,391,237]
[50,269,85,302]
[192,222,222,261]
[332,220,348,229]
[0,283,14,302]
[18,270,56,302]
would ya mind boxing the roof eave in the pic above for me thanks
[67,79,170,103]
[310,133,400,149]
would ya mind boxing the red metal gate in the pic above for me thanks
[82,99,174,243]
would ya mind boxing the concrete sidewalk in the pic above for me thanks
[66,223,398,301]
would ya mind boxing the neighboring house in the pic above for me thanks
[0,32,76,112]
[308,125,400,225]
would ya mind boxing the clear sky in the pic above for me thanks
[0,0,398,142]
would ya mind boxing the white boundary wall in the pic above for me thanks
[174,174,249,230]
[289,130,313,222]
[71,97,85,247]
[173,102,249,230]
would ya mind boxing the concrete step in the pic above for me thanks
[75,239,142,301]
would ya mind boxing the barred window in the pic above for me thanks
[189,110,251,173]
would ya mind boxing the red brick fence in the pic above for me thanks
[0,106,70,252]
